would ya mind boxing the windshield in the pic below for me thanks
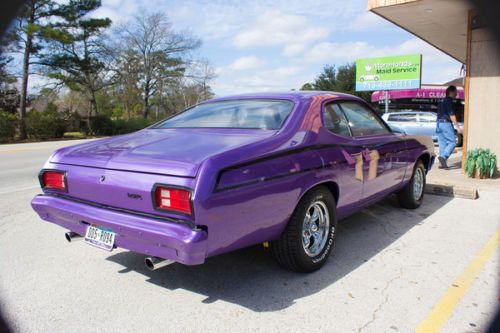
[152,99,294,130]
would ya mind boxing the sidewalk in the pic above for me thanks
[426,150,500,198]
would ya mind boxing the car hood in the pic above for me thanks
[49,128,276,177]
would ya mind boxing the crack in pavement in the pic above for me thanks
[357,267,403,333]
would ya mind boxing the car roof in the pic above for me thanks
[205,91,364,103]
[385,111,436,115]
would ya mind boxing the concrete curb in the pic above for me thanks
[426,183,479,200]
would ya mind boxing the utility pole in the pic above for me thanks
[384,90,389,113]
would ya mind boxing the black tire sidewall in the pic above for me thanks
[294,188,337,270]
[410,161,426,205]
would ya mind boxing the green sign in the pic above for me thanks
[355,54,422,91]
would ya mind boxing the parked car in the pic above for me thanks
[31,92,435,273]
[381,111,464,147]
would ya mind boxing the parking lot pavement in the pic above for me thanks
[0,140,499,333]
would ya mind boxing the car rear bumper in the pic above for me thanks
[31,194,207,265]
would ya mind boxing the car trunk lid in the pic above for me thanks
[50,128,276,177]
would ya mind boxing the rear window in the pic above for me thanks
[152,99,294,130]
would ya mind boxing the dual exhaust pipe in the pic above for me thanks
[64,232,174,271]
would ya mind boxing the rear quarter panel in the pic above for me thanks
[401,135,435,182]
[200,155,325,256]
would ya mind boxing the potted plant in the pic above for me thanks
[464,148,497,179]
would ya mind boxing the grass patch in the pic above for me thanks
[63,132,86,139]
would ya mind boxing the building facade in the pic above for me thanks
[368,0,500,168]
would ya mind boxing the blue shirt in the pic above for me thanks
[437,96,455,122]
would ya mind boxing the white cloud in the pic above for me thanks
[213,65,311,95]
[347,12,390,31]
[25,0,461,96]
[233,10,329,57]
[304,41,373,64]
[267,66,301,77]
[302,38,462,84]
[283,43,307,57]
[228,56,265,71]
[304,38,459,65]
[89,6,124,25]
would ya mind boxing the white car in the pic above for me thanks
[382,111,464,147]
[359,74,380,82]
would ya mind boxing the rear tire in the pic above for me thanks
[397,160,426,209]
[271,186,337,272]
[455,133,463,147]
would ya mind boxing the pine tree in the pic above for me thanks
[11,0,57,139]
[40,0,111,118]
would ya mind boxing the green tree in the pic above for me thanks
[10,0,57,139]
[301,63,371,102]
[116,13,201,118]
[300,83,314,91]
[109,47,143,119]
[0,39,18,114]
[0,51,14,88]
[312,65,337,91]
[40,0,111,119]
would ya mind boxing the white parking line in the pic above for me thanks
[0,185,39,195]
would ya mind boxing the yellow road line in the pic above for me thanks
[0,148,34,153]
[416,229,500,333]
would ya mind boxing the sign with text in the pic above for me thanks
[355,54,422,91]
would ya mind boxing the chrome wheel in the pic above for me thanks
[413,167,424,201]
[302,201,331,257]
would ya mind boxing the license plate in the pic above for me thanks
[84,225,115,251]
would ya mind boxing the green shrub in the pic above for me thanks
[83,116,156,136]
[465,148,497,178]
[112,118,155,135]
[86,115,114,136]
[25,109,66,140]
[0,111,18,140]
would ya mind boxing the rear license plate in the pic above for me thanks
[84,225,115,251]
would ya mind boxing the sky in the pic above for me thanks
[40,0,462,96]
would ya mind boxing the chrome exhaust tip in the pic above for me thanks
[65,231,82,242]
[144,256,175,271]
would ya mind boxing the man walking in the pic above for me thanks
[436,85,462,169]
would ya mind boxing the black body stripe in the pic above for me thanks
[221,140,408,171]
[214,163,344,193]
[213,139,412,192]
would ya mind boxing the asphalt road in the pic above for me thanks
[0,140,499,333]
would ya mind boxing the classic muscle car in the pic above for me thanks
[31,91,435,272]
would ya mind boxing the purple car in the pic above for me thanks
[31,91,435,272]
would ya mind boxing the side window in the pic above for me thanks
[398,114,417,122]
[339,102,390,137]
[419,113,437,123]
[323,103,352,137]
[388,114,416,122]
[388,114,399,121]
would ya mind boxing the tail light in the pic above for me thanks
[154,185,192,215]
[40,170,67,191]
